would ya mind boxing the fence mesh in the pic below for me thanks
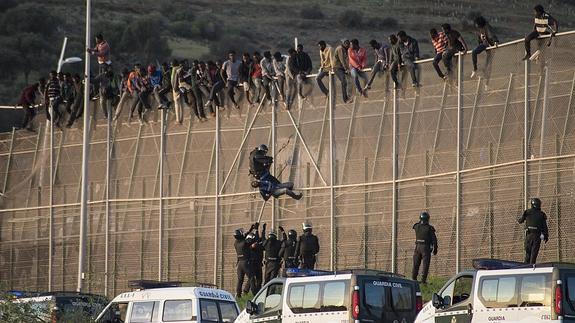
[0,32,575,297]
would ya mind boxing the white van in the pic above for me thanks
[235,269,422,323]
[96,281,239,323]
[415,259,575,323]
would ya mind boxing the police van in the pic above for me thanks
[235,269,422,323]
[95,281,240,323]
[415,259,575,323]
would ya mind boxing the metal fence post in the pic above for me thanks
[456,54,463,273]
[329,73,335,271]
[159,108,165,281]
[391,86,398,273]
[524,60,530,207]
[214,103,220,286]
[105,100,111,295]
[271,94,277,229]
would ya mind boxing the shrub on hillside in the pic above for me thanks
[338,10,363,28]
[365,16,399,30]
[300,4,324,20]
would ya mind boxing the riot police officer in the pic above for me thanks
[296,222,320,270]
[279,227,298,275]
[247,224,265,295]
[249,144,303,201]
[234,228,252,298]
[262,229,282,283]
[412,211,438,284]
[518,198,549,264]
[249,144,272,179]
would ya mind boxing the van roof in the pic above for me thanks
[285,268,407,279]
[110,287,235,303]
[473,258,575,271]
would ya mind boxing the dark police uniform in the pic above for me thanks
[296,231,320,270]
[248,236,264,295]
[518,207,549,264]
[234,237,252,298]
[249,149,272,179]
[412,222,438,283]
[279,232,298,275]
[262,235,282,283]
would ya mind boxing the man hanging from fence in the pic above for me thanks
[249,144,302,201]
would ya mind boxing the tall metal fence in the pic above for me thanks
[0,32,574,297]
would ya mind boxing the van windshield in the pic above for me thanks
[56,296,108,319]
[363,279,413,315]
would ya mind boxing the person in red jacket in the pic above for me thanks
[348,39,369,98]
[17,82,40,131]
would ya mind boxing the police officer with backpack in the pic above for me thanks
[262,226,282,283]
[518,198,549,264]
[412,212,438,284]
[296,222,320,270]
[279,226,298,275]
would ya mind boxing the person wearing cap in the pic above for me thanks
[366,39,390,91]
[518,198,549,264]
[412,211,438,284]
[261,223,282,283]
[333,39,351,103]
[87,33,112,75]
[296,222,320,270]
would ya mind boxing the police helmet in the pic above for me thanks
[245,233,256,244]
[257,144,268,153]
[268,230,277,239]
[420,211,430,223]
[302,222,313,232]
[233,229,243,239]
[531,198,542,209]
[288,229,297,238]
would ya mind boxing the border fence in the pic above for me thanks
[0,32,574,297]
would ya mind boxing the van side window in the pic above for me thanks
[288,283,320,313]
[520,275,550,307]
[440,275,473,307]
[200,300,220,322]
[478,274,551,308]
[391,286,413,311]
[163,300,193,322]
[288,281,349,313]
[479,277,517,307]
[218,301,239,322]
[130,301,156,323]
[322,281,347,311]
[254,283,283,314]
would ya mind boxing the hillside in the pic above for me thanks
[1,0,574,105]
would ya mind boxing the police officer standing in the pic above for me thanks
[247,223,265,295]
[296,222,320,270]
[412,212,438,284]
[518,198,549,264]
[278,226,298,275]
[262,227,282,283]
[234,227,253,298]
